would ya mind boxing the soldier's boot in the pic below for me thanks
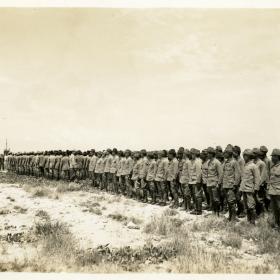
[190,200,198,215]
[250,209,256,225]
[143,189,148,203]
[186,197,191,212]
[215,202,220,217]
[183,196,187,210]
[228,204,233,221]
[197,198,203,215]
[231,204,239,222]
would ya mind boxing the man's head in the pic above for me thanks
[271,149,280,165]
[207,147,216,160]
[112,148,118,156]
[243,149,254,163]
[140,149,147,158]
[260,146,268,160]
[223,145,233,160]
[252,148,261,160]
[168,149,176,161]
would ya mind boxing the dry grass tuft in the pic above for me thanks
[221,232,242,249]
[144,212,183,236]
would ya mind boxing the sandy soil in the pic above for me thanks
[0,174,277,273]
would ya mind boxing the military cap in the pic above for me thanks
[168,149,176,156]
[207,147,216,154]
[189,148,198,155]
[216,146,223,152]
[271,149,280,157]
[260,146,268,153]
[178,147,184,154]
[184,149,191,155]
[224,146,233,153]
[112,148,118,153]
[243,149,254,156]
[233,145,241,154]
[252,148,261,156]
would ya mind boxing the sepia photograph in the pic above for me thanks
[0,0,280,276]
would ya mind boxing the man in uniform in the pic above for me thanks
[267,148,280,230]
[167,149,179,208]
[69,151,77,181]
[206,147,222,215]
[221,146,241,221]
[54,151,62,180]
[131,152,141,200]
[116,150,124,194]
[110,148,119,194]
[48,151,56,180]
[179,149,191,211]
[240,149,261,225]
[104,149,113,191]
[201,149,210,210]
[60,151,70,181]
[122,150,134,197]
[88,150,97,186]
[260,145,271,210]
[189,148,202,214]
[253,148,267,216]
[155,150,169,205]
[146,151,157,203]
[139,149,149,202]
[233,145,245,217]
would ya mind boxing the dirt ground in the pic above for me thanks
[0,171,279,273]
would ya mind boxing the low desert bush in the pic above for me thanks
[221,232,242,249]
[144,212,183,236]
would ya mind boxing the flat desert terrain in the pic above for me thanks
[0,172,279,273]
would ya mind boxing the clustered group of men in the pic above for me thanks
[4,145,280,230]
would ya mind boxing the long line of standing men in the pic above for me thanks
[4,145,280,230]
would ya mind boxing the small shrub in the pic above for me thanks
[13,205,27,214]
[35,210,50,220]
[107,213,128,222]
[144,213,183,236]
[88,207,102,216]
[221,232,242,249]
[32,187,50,197]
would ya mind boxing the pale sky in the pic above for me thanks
[0,9,279,152]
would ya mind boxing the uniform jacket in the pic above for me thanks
[61,156,70,171]
[139,157,149,179]
[131,159,142,180]
[155,157,169,182]
[54,156,62,170]
[268,162,280,195]
[201,160,209,185]
[122,157,134,176]
[146,159,157,182]
[206,158,222,187]
[88,155,98,172]
[240,160,261,192]
[49,155,56,169]
[166,158,179,182]
[221,158,241,188]
[189,158,202,185]
[110,155,119,174]
[179,159,190,184]
[255,159,267,186]
[104,154,113,173]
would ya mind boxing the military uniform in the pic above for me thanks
[222,155,241,221]
[267,149,280,229]
[155,155,169,205]
[240,150,261,224]
[167,154,179,208]
[189,149,202,214]
[206,148,222,214]
[146,157,157,203]
[180,158,191,210]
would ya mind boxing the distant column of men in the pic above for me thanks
[3,145,280,230]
